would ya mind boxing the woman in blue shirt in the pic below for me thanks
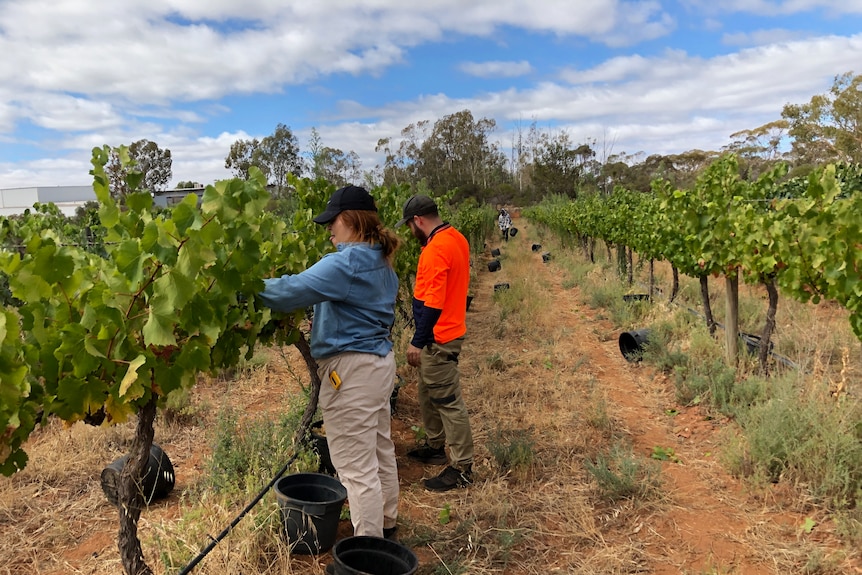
[259,185,401,539]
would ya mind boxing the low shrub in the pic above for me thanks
[584,441,662,502]
[204,399,315,495]
[488,427,535,475]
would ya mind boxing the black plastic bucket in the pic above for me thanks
[531,243,541,252]
[619,329,651,362]
[310,421,337,476]
[623,294,650,303]
[101,443,175,507]
[490,248,501,257]
[274,473,347,555]
[330,536,418,575]
[740,333,774,356]
[509,227,518,237]
[488,259,501,272]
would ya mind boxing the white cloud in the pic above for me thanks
[721,28,809,46]
[21,94,123,132]
[459,60,533,78]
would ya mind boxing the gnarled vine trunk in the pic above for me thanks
[626,247,633,286]
[118,393,157,575]
[759,275,779,374]
[294,333,322,433]
[648,259,655,300]
[700,275,716,336]
[725,273,739,368]
[670,266,680,303]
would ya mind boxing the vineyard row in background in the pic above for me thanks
[525,155,862,369]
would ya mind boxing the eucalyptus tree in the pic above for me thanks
[225,124,303,193]
[224,137,261,180]
[414,110,506,192]
[531,130,596,198]
[782,71,862,169]
[105,140,172,200]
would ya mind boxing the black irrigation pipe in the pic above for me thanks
[633,280,799,371]
[177,451,301,575]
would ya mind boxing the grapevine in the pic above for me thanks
[525,154,862,364]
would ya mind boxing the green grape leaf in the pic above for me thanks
[171,195,200,235]
[125,191,153,213]
[55,375,108,422]
[142,292,177,347]
[113,239,147,286]
[55,323,101,378]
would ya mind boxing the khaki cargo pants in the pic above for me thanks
[418,337,474,470]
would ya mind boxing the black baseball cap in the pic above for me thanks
[313,185,378,224]
[395,195,438,227]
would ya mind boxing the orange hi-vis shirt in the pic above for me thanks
[414,224,470,344]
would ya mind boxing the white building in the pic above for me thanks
[152,187,205,208]
[0,185,209,216]
[0,185,96,217]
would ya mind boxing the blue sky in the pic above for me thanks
[1,0,861,189]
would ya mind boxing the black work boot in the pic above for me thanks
[406,444,447,465]
[423,465,473,492]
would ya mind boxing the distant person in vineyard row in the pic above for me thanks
[258,185,401,539]
[498,208,512,242]
[396,195,475,491]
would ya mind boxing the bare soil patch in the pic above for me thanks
[1,218,860,574]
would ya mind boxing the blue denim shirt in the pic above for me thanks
[258,242,398,359]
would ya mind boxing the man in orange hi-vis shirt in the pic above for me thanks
[396,195,475,491]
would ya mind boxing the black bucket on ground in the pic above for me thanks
[494,282,510,292]
[619,329,651,362]
[466,295,474,311]
[740,333,774,356]
[274,473,347,555]
[310,421,337,476]
[531,243,541,252]
[101,443,175,507]
[623,294,650,302]
[509,227,518,237]
[490,248,501,257]
[330,535,419,575]
[488,259,501,272]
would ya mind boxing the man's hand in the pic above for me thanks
[406,344,423,367]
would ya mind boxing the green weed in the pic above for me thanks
[488,427,535,474]
[411,425,427,443]
[486,352,507,372]
[584,442,662,502]
[204,399,311,495]
[439,503,451,525]
[651,446,679,463]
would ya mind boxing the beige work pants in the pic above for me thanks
[317,351,399,537]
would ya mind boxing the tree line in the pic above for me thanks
[113,71,861,205]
